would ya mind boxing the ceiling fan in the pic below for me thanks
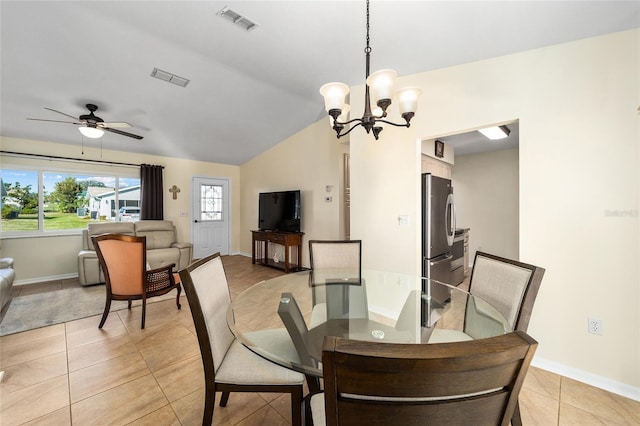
[27,103,143,140]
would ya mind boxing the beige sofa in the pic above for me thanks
[77,220,193,286]
[1,258,15,321]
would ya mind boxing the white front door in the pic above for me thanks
[191,176,230,259]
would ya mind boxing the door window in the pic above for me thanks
[200,184,223,221]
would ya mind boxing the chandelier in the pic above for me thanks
[319,0,422,140]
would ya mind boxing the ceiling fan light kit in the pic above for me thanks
[27,103,143,140]
[78,125,105,139]
[319,0,422,140]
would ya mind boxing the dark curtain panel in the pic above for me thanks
[140,164,164,220]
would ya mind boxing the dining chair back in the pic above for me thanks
[311,331,537,426]
[179,252,305,426]
[309,240,362,286]
[309,240,367,325]
[92,234,181,329]
[465,251,545,337]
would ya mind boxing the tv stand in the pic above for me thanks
[251,230,304,273]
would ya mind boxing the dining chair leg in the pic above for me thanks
[98,297,111,329]
[203,382,216,425]
[175,284,182,309]
[141,298,147,329]
[219,391,230,407]
[511,400,523,426]
[290,385,303,426]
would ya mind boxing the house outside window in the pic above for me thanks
[1,166,140,235]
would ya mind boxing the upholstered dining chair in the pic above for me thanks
[309,240,362,285]
[308,331,538,426]
[308,240,366,327]
[92,234,181,329]
[429,250,545,426]
[179,252,305,426]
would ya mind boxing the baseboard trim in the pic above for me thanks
[16,253,253,284]
[15,273,79,286]
[532,356,640,402]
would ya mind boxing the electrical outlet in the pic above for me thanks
[588,317,603,335]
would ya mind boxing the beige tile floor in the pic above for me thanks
[1,255,639,425]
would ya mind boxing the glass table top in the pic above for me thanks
[227,269,510,377]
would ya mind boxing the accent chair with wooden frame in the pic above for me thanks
[179,252,305,426]
[92,234,181,329]
[309,331,538,426]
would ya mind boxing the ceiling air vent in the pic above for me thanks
[217,6,259,32]
[150,68,190,88]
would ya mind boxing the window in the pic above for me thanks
[1,166,139,235]
[199,184,223,221]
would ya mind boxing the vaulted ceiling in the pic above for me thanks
[1,1,638,164]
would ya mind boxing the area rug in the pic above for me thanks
[0,285,177,336]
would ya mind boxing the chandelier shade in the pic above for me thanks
[396,87,423,116]
[319,82,350,112]
[319,0,422,140]
[78,125,105,139]
[365,69,397,105]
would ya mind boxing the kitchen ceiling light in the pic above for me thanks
[78,125,105,139]
[319,0,422,140]
[478,125,511,140]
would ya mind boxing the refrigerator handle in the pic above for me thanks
[429,254,453,266]
[446,193,455,246]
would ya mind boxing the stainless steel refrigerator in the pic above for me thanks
[422,173,455,302]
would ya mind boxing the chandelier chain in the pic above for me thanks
[365,0,371,54]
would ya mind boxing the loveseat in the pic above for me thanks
[0,257,15,320]
[77,220,193,286]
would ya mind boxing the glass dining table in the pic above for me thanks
[227,269,511,384]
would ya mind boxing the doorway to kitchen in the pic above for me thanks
[425,121,520,266]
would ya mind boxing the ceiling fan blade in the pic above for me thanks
[27,118,81,124]
[44,107,79,120]
[100,122,132,129]
[104,127,143,140]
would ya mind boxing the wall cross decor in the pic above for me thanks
[169,185,181,200]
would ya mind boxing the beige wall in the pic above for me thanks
[1,136,241,282]
[452,148,519,262]
[349,29,639,395]
[239,119,348,267]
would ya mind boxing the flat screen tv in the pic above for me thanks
[258,190,301,232]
